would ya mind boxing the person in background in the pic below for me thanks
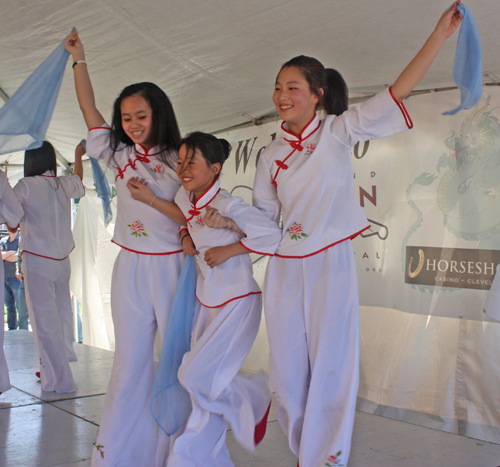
[15,245,28,331]
[14,140,85,393]
[1,225,28,330]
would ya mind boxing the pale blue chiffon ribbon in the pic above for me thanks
[0,32,72,155]
[443,4,482,115]
[152,255,197,436]
[89,156,113,226]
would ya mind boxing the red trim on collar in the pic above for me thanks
[190,178,219,207]
[40,175,56,178]
[389,87,413,130]
[112,240,183,255]
[196,291,262,309]
[185,187,220,222]
[281,114,317,140]
[135,145,162,158]
[272,118,322,188]
[275,226,370,259]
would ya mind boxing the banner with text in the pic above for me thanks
[218,88,500,322]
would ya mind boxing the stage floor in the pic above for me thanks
[1,330,499,467]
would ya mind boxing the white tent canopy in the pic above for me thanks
[2,0,500,447]
[0,0,499,175]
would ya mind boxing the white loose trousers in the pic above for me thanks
[166,294,270,467]
[92,249,183,467]
[23,253,76,393]
[264,241,359,467]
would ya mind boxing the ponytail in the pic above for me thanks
[323,68,348,115]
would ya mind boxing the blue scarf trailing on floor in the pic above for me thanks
[0,31,72,155]
[443,4,482,115]
[152,255,197,436]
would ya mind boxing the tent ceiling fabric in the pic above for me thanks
[0,0,498,168]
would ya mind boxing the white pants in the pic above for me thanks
[23,253,76,393]
[166,293,270,467]
[0,264,10,393]
[92,249,183,467]
[264,241,359,467]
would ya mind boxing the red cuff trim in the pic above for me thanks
[89,126,110,131]
[111,240,183,255]
[275,226,370,259]
[197,291,262,309]
[389,87,413,130]
[239,241,274,256]
[179,227,189,235]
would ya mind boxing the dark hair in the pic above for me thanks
[278,56,348,116]
[110,82,181,169]
[178,132,231,175]
[24,141,57,177]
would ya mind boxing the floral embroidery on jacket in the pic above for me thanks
[194,216,205,227]
[128,220,148,237]
[325,452,344,466]
[151,164,164,174]
[96,444,105,459]
[287,222,308,241]
[304,143,317,156]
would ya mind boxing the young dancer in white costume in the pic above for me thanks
[0,170,24,395]
[13,141,84,393]
[127,132,282,467]
[65,31,186,467]
[252,3,463,466]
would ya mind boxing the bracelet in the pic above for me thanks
[72,60,87,69]
[180,233,191,244]
[149,195,157,207]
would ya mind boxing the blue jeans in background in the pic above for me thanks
[5,276,29,330]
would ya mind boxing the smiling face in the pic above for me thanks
[273,66,320,136]
[177,144,221,201]
[120,95,154,148]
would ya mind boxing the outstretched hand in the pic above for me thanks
[435,1,463,39]
[127,177,155,204]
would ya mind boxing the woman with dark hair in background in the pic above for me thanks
[13,141,84,393]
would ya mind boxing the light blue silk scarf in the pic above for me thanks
[0,32,72,155]
[89,157,113,226]
[443,4,482,115]
[151,255,197,436]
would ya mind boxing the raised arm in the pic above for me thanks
[391,1,463,102]
[73,141,85,181]
[64,31,105,129]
